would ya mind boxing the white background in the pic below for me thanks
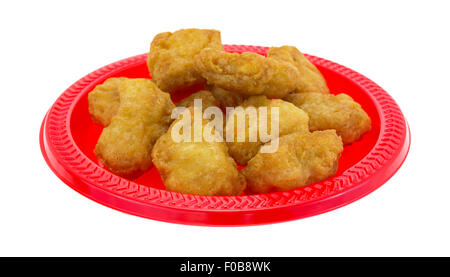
[1,0,449,257]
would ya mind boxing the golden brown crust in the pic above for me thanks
[94,79,175,178]
[147,29,223,92]
[226,95,310,165]
[209,85,246,109]
[284,92,372,144]
[152,107,246,196]
[88,77,126,126]
[268,46,329,94]
[194,48,301,98]
[242,130,343,194]
[175,90,220,110]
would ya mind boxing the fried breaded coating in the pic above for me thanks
[194,48,301,98]
[209,85,246,109]
[88,77,126,126]
[175,90,220,110]
[226,96,310,165]
[147,29,223,92]
[94,79,175,178]
[268,46,329,94]
[242,130,343,194]
[152,107,246,196]
[284,92,371,144]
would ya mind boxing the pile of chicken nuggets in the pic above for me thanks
[88,28,372,196]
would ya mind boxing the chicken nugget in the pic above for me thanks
[147,29,223,92]
[284,92,371,144]
[226,95,310,165]
[242,130,343,194]
[194,48,301,98]
[94,79,175,178]
[268,46,329,94]
[152,107,246,196]
[175,90,220,110]
[209,85,246,109]
[88,77,126,126]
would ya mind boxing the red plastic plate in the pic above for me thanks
[40,45,410,226]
